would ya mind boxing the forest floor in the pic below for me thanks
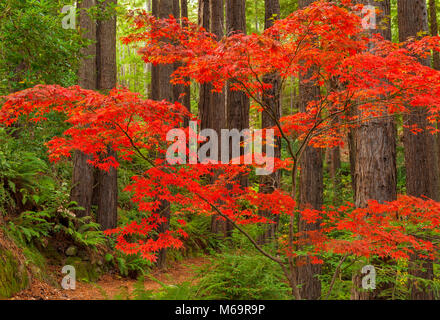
[9,256,209,300]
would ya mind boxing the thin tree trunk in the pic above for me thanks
[327,79,342,204]
[326,142,341,204]
[398,0,439,300]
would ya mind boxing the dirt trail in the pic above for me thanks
[10,256,209,300]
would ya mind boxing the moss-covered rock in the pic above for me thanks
[64,257,102,282]
[0,248,29,298]
[40,242,63,264]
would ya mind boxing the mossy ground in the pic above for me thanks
[65,256,102,283]
[0,248,29,298]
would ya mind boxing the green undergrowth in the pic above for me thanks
[0,248,29,298]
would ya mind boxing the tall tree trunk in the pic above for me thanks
[354,0,395,208]
[151,0,160,101]
[209,0,225,137]
[155,0,177,269]
[351,0,397,301]
[429,0,440,70]
[180,0,192,127]
[209,0,228,234]
[296,0,323,300]
[72,0,97,218]
[225,0,250,237]
[95,0,118,230]
[198,0,212,132]
[173,0,185,105]
[430,0,440,201]
[398,0,439,300]
[258,0,281,244]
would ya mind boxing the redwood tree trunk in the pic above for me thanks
[225,0,250,237]
[258,0,281,244]
[72,0,97,218]
[173,0,185,106]
[155,0,177,269]
[180,0,191,127]
[198,0,212,132]
[95,0,118,230]
[225,0,249,150]
[151,0,160,101]
[208,0,228,235]
[398,0,439,300]
[209,0,226,141]
[354,0,395,209]
[351,0,397,301]
[429,0,440,71]
[430,0,440,197]
[296,0,323,301]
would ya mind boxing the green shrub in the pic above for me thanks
[194,251,291,300]
[131,276,200,300]
[105,251,152,279]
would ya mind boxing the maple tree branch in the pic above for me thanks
[195,193,284,263]
[196,193,302,300]
[324,253,348,300]
[110,117,304,297]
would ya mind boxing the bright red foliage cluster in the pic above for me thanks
[124,0,440,146]
[297,196,440,263]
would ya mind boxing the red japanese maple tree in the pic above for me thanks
[2,0,440,299]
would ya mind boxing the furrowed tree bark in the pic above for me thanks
[354,0,395,209]
[429,0,440,70]
[95,0,118,230]
[429,0,440,195]
[173,0,185,105]
[180,0,191,127]
[151,0,160,101]
[225,0,250,237]
[351,0,397,301]
[72,0,97,218]
[208,0,228,235]
[225,0,250,165]
[296,0,323,301]
[209,0,225,146]
[257,0,281,244]
[198,0,212,132]
[398,0,439,300]
[155,0,177,269]
[198,0,215,232]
